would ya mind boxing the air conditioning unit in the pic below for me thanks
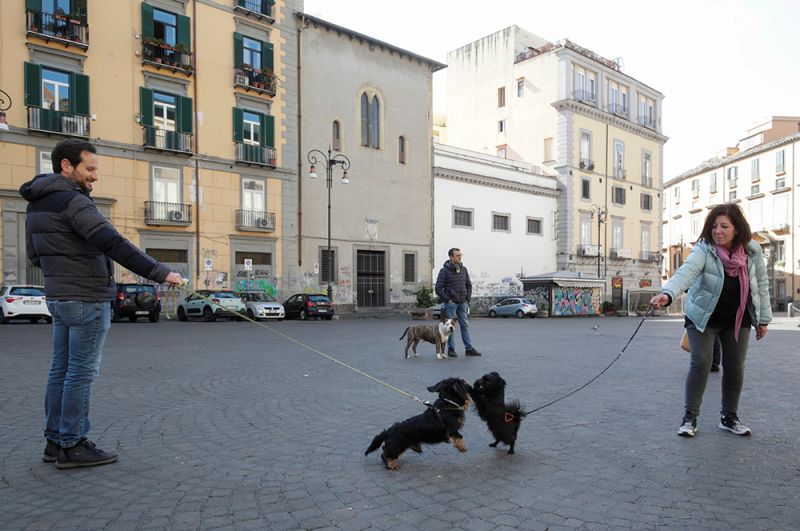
[579,245,600,257]
[235,74,248,86]
[256,217,270,229]
[168,210,184,222]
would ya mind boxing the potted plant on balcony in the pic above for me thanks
[54,8,67,20]
[67,13,82,25]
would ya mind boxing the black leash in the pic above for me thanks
[520,308,655,416]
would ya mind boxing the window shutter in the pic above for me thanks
[141,3,154,40]
[26,0,42,11]
[72,0,87,17]
[261,113,274,148]
[232,108,243,142]
[71,73,90,116]
[262,41,274,71]
[24,62,42,107]
[233,32,244,67]
[177,95,193,134]
[360,93,369,146]
[177,14,191,50]
[139,87,154,127]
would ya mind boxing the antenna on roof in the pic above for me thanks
[613,57,625,71]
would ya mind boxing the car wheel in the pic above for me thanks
[299,310,307,320]
[129,315,138,323]
[488,310,497,318]
[111,308,120,323]
[45,317,53,324]
[148,312,159,323]
[203,306,216,322]
[516,310,525,318]
[177,307,187,322]
[0,311,9,324]
[325,315,333,321]
[29,317,39,324]
[247,309,257,321]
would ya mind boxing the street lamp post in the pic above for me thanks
[307,147,351,302]
[590,203,608,278]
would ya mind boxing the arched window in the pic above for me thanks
[332,120,341,151]
[360,93,369,147]
[398,136,406,164]
[360,90,381,149]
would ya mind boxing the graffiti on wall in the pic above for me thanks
[525,286,550,310]
[551,286,601,316]
[471,274,523,297]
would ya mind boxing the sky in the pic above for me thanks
[302,0,800,179]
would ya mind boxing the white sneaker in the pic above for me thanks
[677,417,697,437]
[719,414,751,436]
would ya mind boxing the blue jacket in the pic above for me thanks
[435,260,472,304]
[661,240,772,333]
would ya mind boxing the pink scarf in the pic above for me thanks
[716,244,749,341]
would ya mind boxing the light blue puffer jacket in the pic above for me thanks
[661,240,772,333]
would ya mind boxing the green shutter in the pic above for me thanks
[141,3,154,39]
[233,32,244,67]
[139,87,153,127]
[24,62,42,107]
[177,14,191,49]
[177,95,193,134]
[233,108,244,143]
[73,0,87,17]
[263,41,274,71]
[262,113,274,148]
[26,0,41,11]
[72,73,90,115]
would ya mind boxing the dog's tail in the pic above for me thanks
[398,327,410,341]
[365,430,387,455]
[504,400,529,422]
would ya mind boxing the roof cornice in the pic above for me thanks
[551,99,669,144]
[433,168,559,198]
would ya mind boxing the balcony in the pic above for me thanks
[27,107,89,137]
[609,248,633,260]
[26,10,89,49]
[613,167,627,180]
[579,158,595,171]
[577,244,601,257]
[235,142,277,167]
[234,66,277,97]
[142,41,193,75]
[144,201,192,226]
[640,251,661,262]
[573,90,596,105]
[608,102,628,117]
[638,115,656,129]
[143,126,192,154]
[236,209,276,232]
[233,0,275,23]
[642,175,653,188]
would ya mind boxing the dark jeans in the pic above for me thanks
[44,301,111,447]
[684,322,750,420]
[712,335,722,367]
[445,301,472,351]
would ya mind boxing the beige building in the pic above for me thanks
[445,26,667,309]
[663,116,800,311]
[0,0,299,299]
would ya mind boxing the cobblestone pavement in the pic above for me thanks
[1,314,799,530]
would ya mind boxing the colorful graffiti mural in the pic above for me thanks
[552,286,600,316]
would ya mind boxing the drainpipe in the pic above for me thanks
[793,141,796,304]
[192,0,200,282]
[297,16,304,268]
[604,121,609,281]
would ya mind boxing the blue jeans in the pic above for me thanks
[445,301,473,351]
[44,301,111,447]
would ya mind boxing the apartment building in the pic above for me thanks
[663,117,800,310]
[0,0,299,298]
[446,26,667,309]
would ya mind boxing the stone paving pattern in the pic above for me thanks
[1,315,799,530]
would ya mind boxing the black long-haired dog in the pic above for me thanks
[470,371,527,454]
[365,378,472,470]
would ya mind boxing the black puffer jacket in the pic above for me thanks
[435,260,472,304]
[20,173,171,302]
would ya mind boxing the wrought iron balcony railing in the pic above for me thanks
[236,209,276,232]
[639,251,661,262]
[143,126,192,154]
[235,142,277,167]
[609,102,628,116]
[579,158,595,171]
[144,201,192,226]
[142,41,193,73]
[234,67,277,96]
[26,9,89,48]
[27,107,89,137]
[573,90,596,104]
[638,115,655,128]
[234,0,275,21]
[613,167,627,180]
[609,248,633,260]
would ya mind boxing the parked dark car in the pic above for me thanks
[283,293,334,320]
[112,283,161,323]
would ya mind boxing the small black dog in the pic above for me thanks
[470,371,527,455]
[365,378,472,470]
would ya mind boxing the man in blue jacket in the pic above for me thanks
[435,248,481,357]
[20,139,184,469]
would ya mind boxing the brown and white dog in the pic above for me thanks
[399,316,458,359]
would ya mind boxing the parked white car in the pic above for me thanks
[238,291,285,321]
[176,290,246,322]
[1,285,52,324]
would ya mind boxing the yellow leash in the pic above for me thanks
[167,284,425,404]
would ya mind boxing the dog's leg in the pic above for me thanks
[410,444,423,454]
[405,338,413,359]
[507,443,515,455]
[450,436,467,453]
[489,440,500,448]
[412,338,420,357]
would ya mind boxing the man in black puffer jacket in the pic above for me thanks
[435,248,481,357]
[20,139,184,469]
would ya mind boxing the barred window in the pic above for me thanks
[453,208,472,227]
[493,214,510,231]
[526,218,542,235]
[320,249,336,282]
[403,253,416,283]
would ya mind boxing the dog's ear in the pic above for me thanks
[439,314,447,323]
[427,380,445,393]
[450,379,471,403]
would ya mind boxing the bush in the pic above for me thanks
[602,301,616,313]
[415,287,437,308]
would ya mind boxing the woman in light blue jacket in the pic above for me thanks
[651,203,771,438]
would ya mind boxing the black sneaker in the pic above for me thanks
[447,349,458,358]
[55,439,118,469]
[42,440,59,463]
[710,365,720,372]
[719,414,751,436]
[677,416,697,437]
[465,348,482,357]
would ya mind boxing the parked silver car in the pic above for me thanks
[238,291,285,321]
[488,298,538,318]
